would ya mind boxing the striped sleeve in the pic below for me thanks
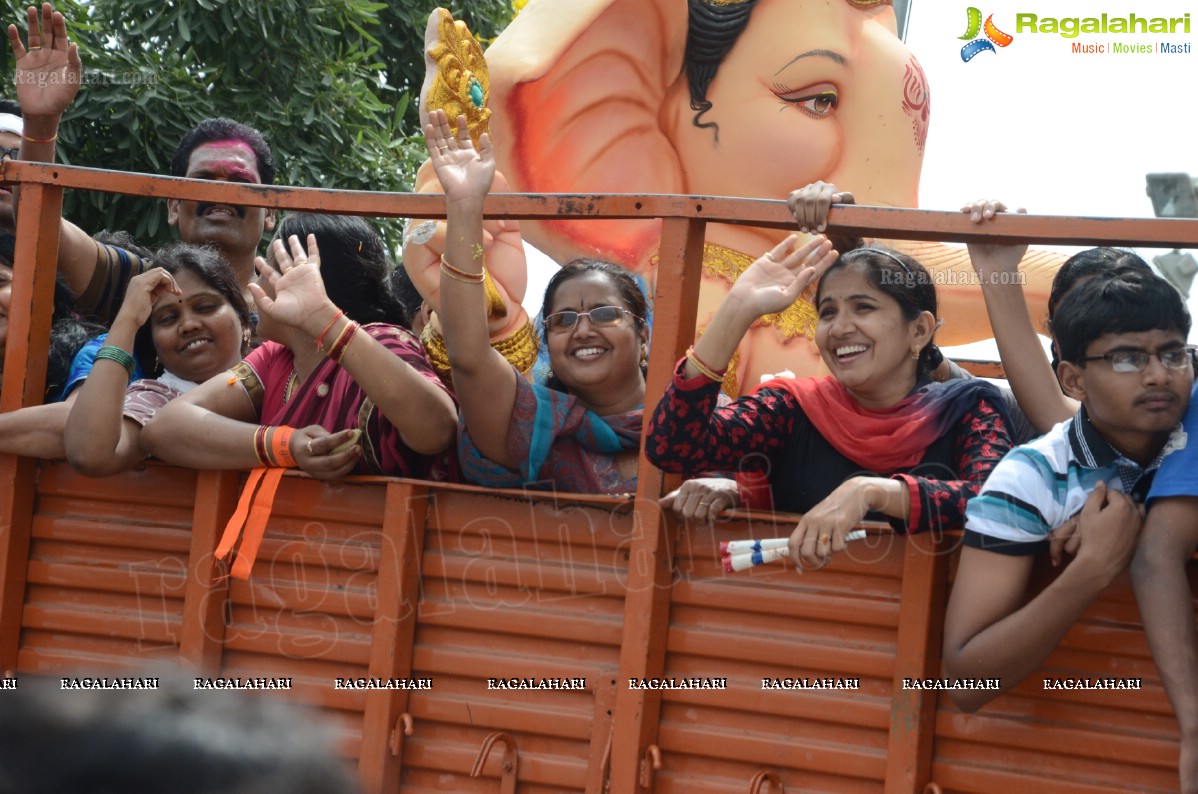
[963,447,1065,556]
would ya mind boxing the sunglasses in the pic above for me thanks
[543,305,633,332]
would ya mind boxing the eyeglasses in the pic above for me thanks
[0,147,17,162]
[543,305,633,332]
[1075,345,1195,373]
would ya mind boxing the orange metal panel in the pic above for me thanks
[0,180,64,672]
[397,490,632,793]
[885,533,952,793]
[358,481,431,794]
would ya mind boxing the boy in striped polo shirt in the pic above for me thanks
[941,270,1192,712]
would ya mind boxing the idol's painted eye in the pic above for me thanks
[772,82,839,119]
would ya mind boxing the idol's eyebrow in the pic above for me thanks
[774,49,847,76]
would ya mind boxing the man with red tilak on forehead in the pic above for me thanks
[8,3,276,324]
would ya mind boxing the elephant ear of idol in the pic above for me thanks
[485,0,687,268]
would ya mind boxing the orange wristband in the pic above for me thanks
[269,426,297,468]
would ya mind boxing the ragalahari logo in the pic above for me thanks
[959,8,1014,61]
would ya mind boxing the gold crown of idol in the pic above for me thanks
[425,8,491,147]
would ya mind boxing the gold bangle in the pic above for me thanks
[440,253,486,284]
[21,132,56,144]
[686,346,726,382]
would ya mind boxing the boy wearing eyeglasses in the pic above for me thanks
[942,270,1193,713]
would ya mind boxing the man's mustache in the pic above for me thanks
[196,202,247,219]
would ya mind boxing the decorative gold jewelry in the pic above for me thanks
[911,348,920,360]
[686,346,726,382]
[421,318,540,381]
[424,8,491,147]
[420,323,452,383]
[491,319,540,375]
[482,269,508,319]
[691,241,819,343]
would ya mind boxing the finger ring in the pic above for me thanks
[819,534,830,544]
[28,46,42,51]
[763,252,776,262]
[698,501,712,507]
[293,258,308,267]
[306,440,315,455]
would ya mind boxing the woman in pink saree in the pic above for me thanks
[144,214,456,479]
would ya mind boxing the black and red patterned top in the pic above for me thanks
[646,360,1013,534]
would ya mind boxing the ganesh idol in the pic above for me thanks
[476,0,1058,393]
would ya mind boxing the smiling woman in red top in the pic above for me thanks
[646,244,1015,568]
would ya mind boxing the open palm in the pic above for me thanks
[424,109,495,203]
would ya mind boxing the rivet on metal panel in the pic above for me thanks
[470,731,518,794]
[388,713,414,756]
[748,770,784,794]
[638,744,662,788]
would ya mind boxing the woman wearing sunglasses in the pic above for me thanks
[425,110,649,494]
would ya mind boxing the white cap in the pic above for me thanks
[0,113,23,137]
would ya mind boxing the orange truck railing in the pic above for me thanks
[0,160,1196,793]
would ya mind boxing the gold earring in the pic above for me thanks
[640,344,648,367]
[911,348,920,360]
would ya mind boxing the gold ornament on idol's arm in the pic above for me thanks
[424,7,491,148]
[403,8,538,382]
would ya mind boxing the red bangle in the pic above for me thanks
[327,321,359,364]
[252,425,269,466]
[314,309,345,352]
[269,426,297,468]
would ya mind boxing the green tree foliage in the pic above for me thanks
[0,0,515,249]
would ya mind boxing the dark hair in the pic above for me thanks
[539,259,650,392]
[0,99,22,117]
[94,229,154,260]
[815,247,941,376]
[1054,271,1190,365]
[1045,248,1155,369]
[684,0,760,142]
[271,214,407,328]
[1047,248,1153,328]
[132,242,251,377]
[387,262,422,328]
[0,674,359,794]
[170,118,276,185]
